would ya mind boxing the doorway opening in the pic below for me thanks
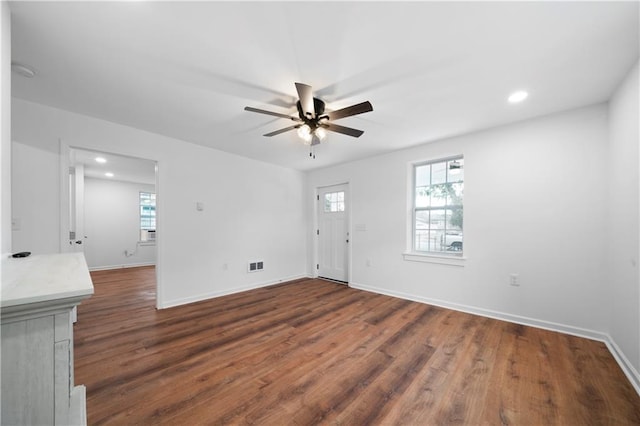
[66,147,158,303]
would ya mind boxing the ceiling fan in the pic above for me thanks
[244,82,373,155]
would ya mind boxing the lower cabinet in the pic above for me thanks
[2,308,86,425]
[1,253,93,426]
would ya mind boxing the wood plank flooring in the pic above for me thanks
[75,267,640,425]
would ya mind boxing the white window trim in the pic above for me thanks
[402,251,466,267]
[407,155,465,262]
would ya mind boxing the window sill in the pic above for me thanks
[402,252,466,267]
[138,241,156,246]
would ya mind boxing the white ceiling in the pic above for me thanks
[71,148,156,186]
[9,1,639,172]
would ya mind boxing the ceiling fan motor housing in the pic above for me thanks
[297,98,326,129]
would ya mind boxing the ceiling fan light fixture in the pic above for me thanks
[297,124,312,143]
[315,127,327,141]
[245,82,373,157]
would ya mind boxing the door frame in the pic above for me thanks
[59,141,161,307]
[314,182,351,284]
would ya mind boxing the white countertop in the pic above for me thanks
[1,253,94,308]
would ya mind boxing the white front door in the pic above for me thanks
[317,184,349,283]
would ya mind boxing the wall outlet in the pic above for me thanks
[509,273,520,286]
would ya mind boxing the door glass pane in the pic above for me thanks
[324,191,345,212]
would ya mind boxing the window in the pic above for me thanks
[413,156,463,255]
[140,192,156,242]
[324,191,345,213]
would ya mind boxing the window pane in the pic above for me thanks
[432,209,464,252]
[448,158,464,183]
[448,207,463,232]
[413,157,463,254]
[429,183,448,207]
[415,187,429,208]
[415,210,430,251]
[431,161,446,185]
[431,209,446,246]
[416,164,431,187]
[448,182,464,206]
[140,192,156,237]
[444,210,463,252]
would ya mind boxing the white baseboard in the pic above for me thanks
[350,281,640,396]
[158,273,308,309]
[605,336,640,395]
[89,262,155,271]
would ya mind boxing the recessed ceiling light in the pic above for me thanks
[11,62,36,78]
[105,172,114,178]
[508,90,529,104]
[95,157,107,164]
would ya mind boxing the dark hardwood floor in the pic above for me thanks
[75,266,640,425]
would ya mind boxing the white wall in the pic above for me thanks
[307,104,609,335]
[1,0,11,255]
[84,177,156,270]
[607,61,639,383]
[11,98,308,308]
[11,141,60,254]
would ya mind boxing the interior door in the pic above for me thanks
[317,184,349,283]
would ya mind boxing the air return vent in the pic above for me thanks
[248,261,264,273]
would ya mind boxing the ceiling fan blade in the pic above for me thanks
[295,82,315,118]
[325,101,373,121]
[322,122,364,138]
[263,125,300,137]
[245,106,301,121]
